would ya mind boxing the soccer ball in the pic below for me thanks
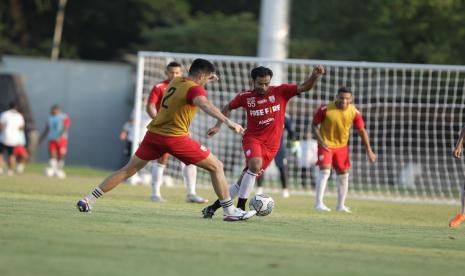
[249,194,275,216]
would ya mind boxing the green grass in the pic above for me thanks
[1,166,465,276]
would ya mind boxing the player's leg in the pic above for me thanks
[334,146,351,213]
[315,145,332,211]
[274,149,289,198]
[194,153,256,221]
[77,155,149,212]
[46,140,58,177]
[56,139,68,179]
[449,183,465,228]
[5,146,15,175]
[256,173,264,194]
[181,162,208,203]
[236,157,261,210]
[151,153,169,202]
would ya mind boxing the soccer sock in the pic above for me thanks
[210,199,222,212]
[238,170,258,199]
[336,173,349,208]
[85,187,104,204]
[229,183,240,199]
[237,198,247,210]
[315,169,331,206]
[49,158,57,170]
[220,197,235,215]
[151,163,165,197]
[57,160,65,170]
[182,163,197,195]
[278,166,288,189]
[256,174,264,187]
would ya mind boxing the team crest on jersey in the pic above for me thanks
[200,145,207,152]
[269,95,275,103]
[247,97,256,107]
[245,149,251,156]
[319,154,325,161]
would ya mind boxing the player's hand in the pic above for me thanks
[367,150,377,163]
[206,126,220,138]
[228,122,245,135]
[311,65,325,77]
[453,146,463,159]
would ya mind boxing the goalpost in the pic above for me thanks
[133,51,465,203]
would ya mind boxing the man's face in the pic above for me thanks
[253,75,271,95]
[51,107,60,115]
[335,92,352,109]
[166,66,182,80]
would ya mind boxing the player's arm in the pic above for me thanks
[311,123,328,149]
[193,96,244,136]
[296,65,325,94]
[146,102,158,119]
[453,126,465,158]
[205,104,233,137]
[357,128,376,163]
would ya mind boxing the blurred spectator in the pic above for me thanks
[297,130,318,189]
[0,102,25,175]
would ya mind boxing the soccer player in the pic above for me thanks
[39,104,71,179]
[13,129,28,173]
[76,58,256,222]
[202,65,325,218]
[146,61,207,203]
[312,87,376,212]
[0,102,25,175]
[449,125,465,228]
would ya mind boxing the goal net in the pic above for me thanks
[133,51,465,203]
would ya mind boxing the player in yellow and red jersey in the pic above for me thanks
[77,59,256,221]
[201,65,325,219]
[146,61,207,204]
[449,126,465,228]
[312,87,376,212]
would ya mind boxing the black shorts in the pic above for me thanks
[0,143,14,156]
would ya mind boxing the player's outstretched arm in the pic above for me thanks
[206,104,233,138]
[357,128,376,162]
[453,126,465,158]
[296,65,325,94]
[193,96,244,136]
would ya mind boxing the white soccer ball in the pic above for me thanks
[249,194,275,216]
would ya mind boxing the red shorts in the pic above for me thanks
[49,138,68,156]
[317,145,351,170]
[13,146,28,158]
[135,132,210,165]
[242,138,279,175]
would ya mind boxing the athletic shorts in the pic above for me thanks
[13,146,28,158]
[135,132,210,165]
[317,145,351,170]
[49,138,68,156]
[0,143,14,156]
[242,138,279,174]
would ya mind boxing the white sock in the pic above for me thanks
[151,163,165,197]
[85,187,104,204]
[57,160,65,170]
[315,169,331,206]
[182,163,197,195]
[336,173,349,208]
[49,158,57,170]
[220,197,235,215]
[229,183,240,199]
[238,170,258,199]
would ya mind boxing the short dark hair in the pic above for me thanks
[337,87,352,94]
[188,58,216,76]
[51,104,60,110]
[8,102,16,109]
[166,61,181,69]
[251,66,273,80]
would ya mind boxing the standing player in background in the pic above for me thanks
[312,87,376,212]
[449,125,465,228]
[0,102,25,175]
[77,58,255,222]
[255,113,299,198]
[202,65,325,218]
[146,61,207,203]
[13,128,28,173]
[39,104,71,179]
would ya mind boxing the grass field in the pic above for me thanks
[1,166,465,276]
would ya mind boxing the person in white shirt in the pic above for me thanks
[298,130,319,190]
[0,102,25,175]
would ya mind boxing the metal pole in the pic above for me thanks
[51,0,68,60]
